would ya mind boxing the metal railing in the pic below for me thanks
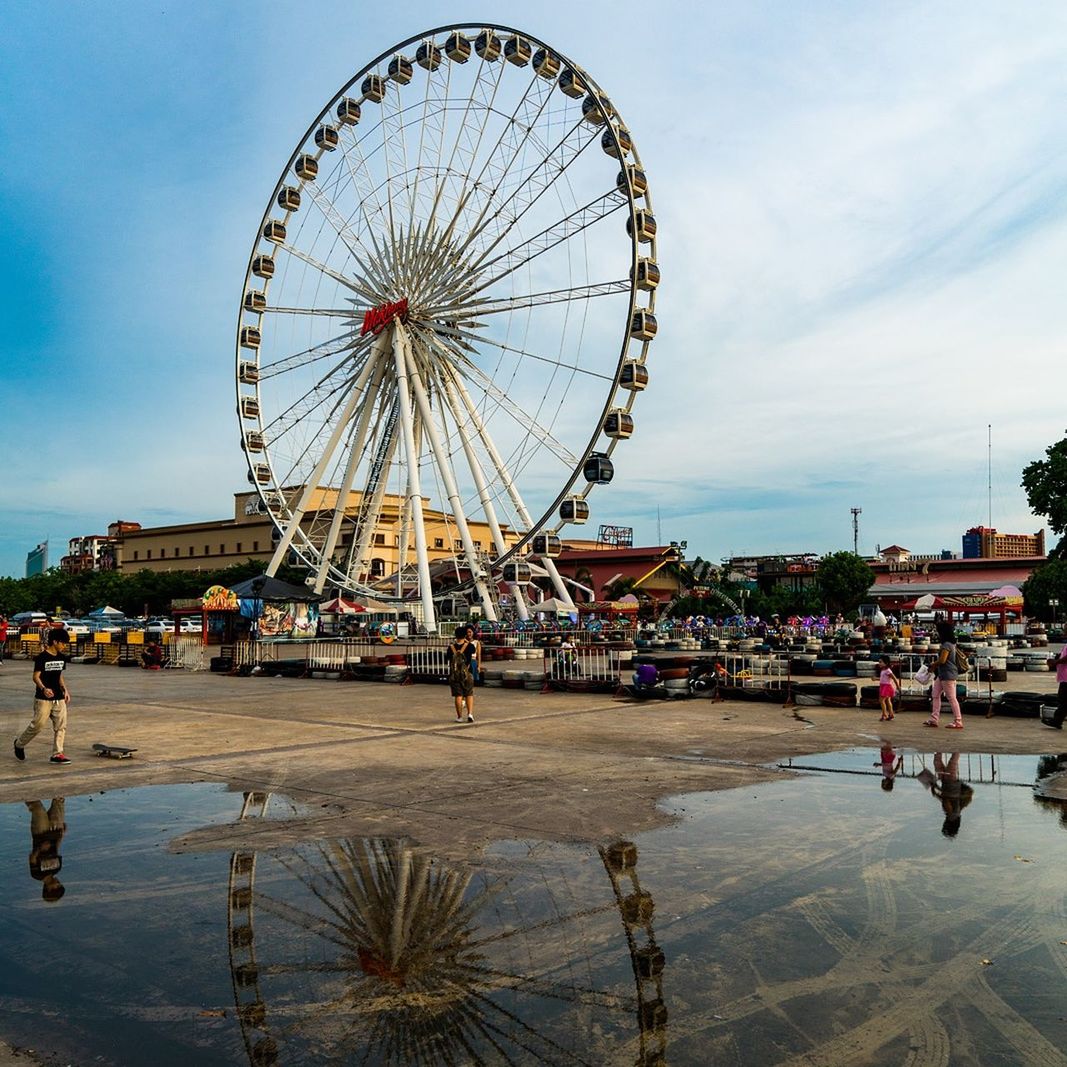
[168,636,205,672]
[544,647,625,684]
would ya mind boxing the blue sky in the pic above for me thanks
[2,1,1065,576]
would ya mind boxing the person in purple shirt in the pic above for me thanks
[632,661,658,689]
[1045,643,1067,730]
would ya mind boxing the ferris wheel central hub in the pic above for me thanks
[361,298,409,337]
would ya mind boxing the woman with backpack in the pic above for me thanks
[447,625,475,723]
[923,620,964,729]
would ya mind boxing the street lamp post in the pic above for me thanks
[250,575,267,647]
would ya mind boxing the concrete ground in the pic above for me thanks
[1,660,1063,848]
[0,660,1063,1065]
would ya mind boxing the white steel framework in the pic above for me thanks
[236,23,658,633]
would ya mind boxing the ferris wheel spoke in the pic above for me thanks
[261,355,363,441]
[454,70,556,248]
[277,240,379,302]
[336,121,392,240]
[461,190,629,299]
[298,182,390,295]
[445,325,614,383]
[377,85,407,254]
[432,342,578,469]
[434,278,631,319]
[460,114,601,268]
[271,375,367,493]
[432,59,514,250]
[262,305,362,318]
[408,53,454,234]
[424,50,507,241]
[258,327,368,381]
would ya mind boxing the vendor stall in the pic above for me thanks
[899,593,1023,635]
[229,576,319,639]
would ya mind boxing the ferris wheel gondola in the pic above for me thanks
[236,24,657,632]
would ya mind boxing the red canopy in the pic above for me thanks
[319,598,366,614]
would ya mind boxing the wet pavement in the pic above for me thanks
[2,666,1066,1064]
[2,749,1066,1066]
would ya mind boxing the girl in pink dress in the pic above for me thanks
[877,655,899,721]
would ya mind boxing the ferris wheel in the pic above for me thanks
[226,791,668,1066]
[236,24,658,633]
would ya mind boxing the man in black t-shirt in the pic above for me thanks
[14,628,72,765]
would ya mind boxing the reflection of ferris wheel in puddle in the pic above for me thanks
[236,24,658,633]
[226,791,667,1065]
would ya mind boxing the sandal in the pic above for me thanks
[945,722,964,729]
[922,720,939,727]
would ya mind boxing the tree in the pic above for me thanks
[816,551,875,615]
[1022,558,1067,625]
[1022,431,1067,554]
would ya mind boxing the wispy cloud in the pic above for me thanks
[1,1,1064,575]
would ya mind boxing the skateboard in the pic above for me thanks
[93,743,138,760]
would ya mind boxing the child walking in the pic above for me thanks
[877,655,899,721]
[875,743,904,791]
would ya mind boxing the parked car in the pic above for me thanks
[61,618,91,637]
[179,617,203,634]
[10,611,48,632]
[88,619,123,635]
[145,618,175,635]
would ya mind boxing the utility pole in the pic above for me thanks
[850,507,862,555]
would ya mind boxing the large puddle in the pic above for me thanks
[2,750,1067,1066]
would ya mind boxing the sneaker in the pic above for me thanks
[467,713,475,723]
[49,753,71,764]
[13,741,25,762]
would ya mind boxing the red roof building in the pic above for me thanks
[552,544,685,604]
[869,555,1044,609]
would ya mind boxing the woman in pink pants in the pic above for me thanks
[924,620,963,729]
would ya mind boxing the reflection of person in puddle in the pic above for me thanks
[931,753,973,837]
[27,798,66,901]
[874,744,903,791]
[1033,754,1067,829]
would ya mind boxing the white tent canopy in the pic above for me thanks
[532,597,577,614]
[88,605,124,617]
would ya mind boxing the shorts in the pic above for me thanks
[879,684,895,699]
[450,677,474,698]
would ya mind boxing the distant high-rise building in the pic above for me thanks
[962,526,1045,559]
[25,541,48,577]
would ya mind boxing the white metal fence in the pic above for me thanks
[168,636,205,672]
[544,647,627,684]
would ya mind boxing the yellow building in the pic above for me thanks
[116,489,520,577]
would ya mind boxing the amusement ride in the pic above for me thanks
[235,24,658,633]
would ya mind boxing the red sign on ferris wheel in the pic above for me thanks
[361,298,409,336]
